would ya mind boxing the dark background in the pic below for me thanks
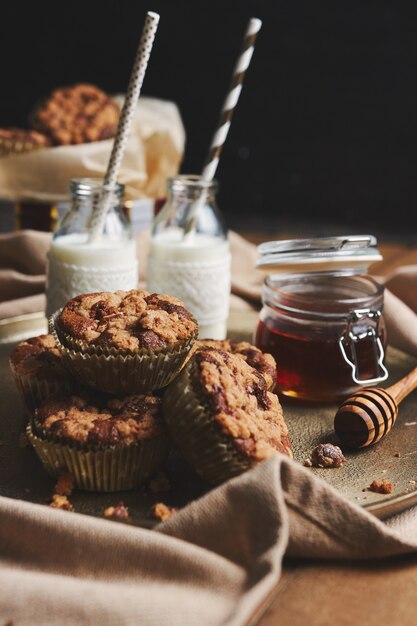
[2,0,417,237]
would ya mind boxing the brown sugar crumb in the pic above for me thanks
[54,471,74,497]
[19,432,30,448]
[310,443,346,468]
[57,290,197,351]
[367,479,393,494]
[104,501,130,520]
[194,349,292,464]
[49,494,73,511]
[152,502,176,522]
[149,471,171,493]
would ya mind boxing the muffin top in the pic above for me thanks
[10,334,67,377]
[57,290,198,351]
[31,83,120,146]
[36,392,165,447]
[193,349,291,463]
[191,339,276,389]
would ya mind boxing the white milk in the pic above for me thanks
[46,233,138,316]
[147,229,231,339]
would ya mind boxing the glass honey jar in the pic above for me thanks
[254,235,388,402]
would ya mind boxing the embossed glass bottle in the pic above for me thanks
[147,175,231,339]
[46,178,138,316]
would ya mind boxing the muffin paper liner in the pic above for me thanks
[162,360,251,484]
[27,421,170,492]
[10,366,76,416]
[49,311,197,394]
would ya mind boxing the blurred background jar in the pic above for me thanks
[46,178,138,316]
[14,199,58,231]
[147,175,231,339]
[254,235,388,402]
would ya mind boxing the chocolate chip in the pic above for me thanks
[134,330,167,350]
[145,294,191,320]
[90,300,117,320]
[87,420,121,446]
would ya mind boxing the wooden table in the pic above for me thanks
[247,232,417,626]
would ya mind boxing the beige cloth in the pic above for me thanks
[2,457,417,626]
[0,97,185,202]
[2,230,417,625]
[1,229,417,360]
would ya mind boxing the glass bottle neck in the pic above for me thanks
[69,178,124,209]
[152,174,226,240]
[167,175,218,202]
[53,178,131,240]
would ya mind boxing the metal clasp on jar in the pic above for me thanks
[339,308,388,385]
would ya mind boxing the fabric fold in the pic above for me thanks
[2,456,417,625]
[2,229,417,625]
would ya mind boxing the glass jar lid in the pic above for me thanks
[256,235,382,275]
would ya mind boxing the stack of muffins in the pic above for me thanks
[10,289,292,493]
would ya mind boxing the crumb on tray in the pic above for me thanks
[104,501,130,520]
[48,471,74,510]
[49,494,73,511]
[307,443,346,468]
[54,471,74,497]
[367,479,393,494]
[152,502,176,522]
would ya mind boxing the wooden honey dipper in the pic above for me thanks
[334,365,417,448]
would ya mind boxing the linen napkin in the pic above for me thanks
[2,230,417,626]
[2,456,417,626]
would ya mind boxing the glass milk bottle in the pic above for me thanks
[147,175,231,339]
[46,178,138,316]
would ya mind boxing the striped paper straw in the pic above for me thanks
[183,17,262,237]
[90,11,160,240]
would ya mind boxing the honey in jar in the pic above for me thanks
[254,236,388,402]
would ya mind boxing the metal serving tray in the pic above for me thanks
[1,310,417,522]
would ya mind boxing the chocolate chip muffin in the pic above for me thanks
[50,290,198,394]
[9,334,76,413]
[0,128,50,157]
[31,83,120,145]
[163,348,291,484]
[189,339,277,390]
[28,392,170,491]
